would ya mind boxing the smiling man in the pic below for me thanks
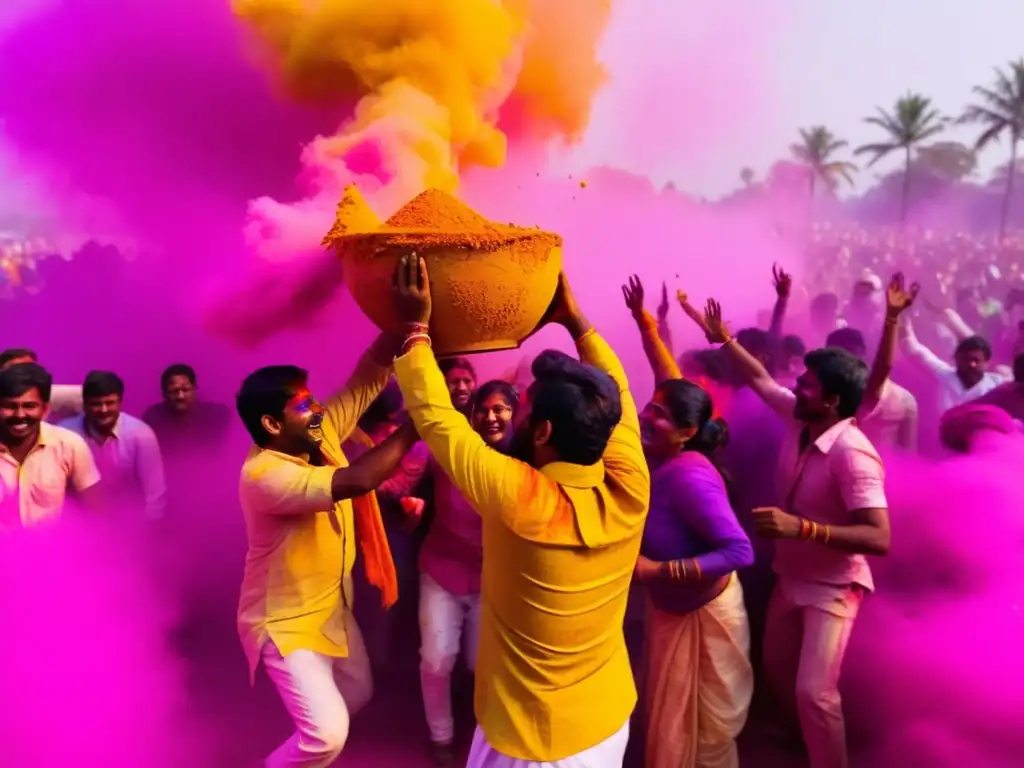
[234,335,420,768]
[0,362,101,531]
[60,370,167,521]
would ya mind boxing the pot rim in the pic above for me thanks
[333,227,561,246]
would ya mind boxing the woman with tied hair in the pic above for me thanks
[623,277,755,768]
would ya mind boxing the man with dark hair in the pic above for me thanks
[690,298,890,768]
[826,326,918,451]
[972,352,1024,422]
[60,370,167,521]
[437,357,476,413]
[391,255,649,767]
[0,362,101,529]
[901,317,1007,411]
[235,337,419,767]
[141,362,231,452]
[0,347,84,419]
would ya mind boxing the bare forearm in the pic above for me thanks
[863,314,900,412]
[332,422,419,500]
[721,337,771,384]
[562,311,592,342]
[796,518,890,556]
[635,310,682,383]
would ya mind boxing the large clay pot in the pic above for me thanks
[324,186,563,355]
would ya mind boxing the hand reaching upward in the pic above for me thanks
[657,282,670,322]
[621,275,645,317]
[772,263,793,299]
[886,272,920,318]
[702,299,732,344]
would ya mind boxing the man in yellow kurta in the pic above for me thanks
[391,255,651,767]
[234,334,419,768]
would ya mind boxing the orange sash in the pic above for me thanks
[344,428,398,609]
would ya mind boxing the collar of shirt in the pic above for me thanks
[83,414,122,443]
[0,421,55,460]
[539,459,605,489]
[807,417,856,455]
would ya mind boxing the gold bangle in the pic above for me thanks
[680,559,688,581]
[577,327,597,343]
[823,525,831,544]
[401,333,431,353]
[692,559,703,580]
[810,521,819,542]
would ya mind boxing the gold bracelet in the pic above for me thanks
[577,327,597,343]
[823,525,831,544]
[401,332,431,353]
[810,521,819,542]
[692,559,703,580]
[680,559,688,581]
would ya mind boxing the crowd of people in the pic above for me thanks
[2,230,1023,768]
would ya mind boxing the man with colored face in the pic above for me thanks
[60,370,166,521]
[235,335,419,768]
[686,297,890,768]
[0,362,101,530]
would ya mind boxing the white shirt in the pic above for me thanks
[901,324,1008,412]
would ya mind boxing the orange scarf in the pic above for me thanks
[347,428,398,609]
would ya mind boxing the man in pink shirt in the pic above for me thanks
[0,363,101,530]
[688,298,891,768]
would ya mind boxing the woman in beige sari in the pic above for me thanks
[625,277,755,767]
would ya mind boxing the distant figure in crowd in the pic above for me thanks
[142,363,231,452]
[0,362,100,531]
[60,370,167,521]
[0,347,83,420]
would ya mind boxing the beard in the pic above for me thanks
[510,424,534,465]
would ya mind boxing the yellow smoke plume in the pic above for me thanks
[232,0,612,196]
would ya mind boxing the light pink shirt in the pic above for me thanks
[0,422,102,530]
[754,379,888,593]
[858,379,918,451]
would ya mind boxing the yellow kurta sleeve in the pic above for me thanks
[393,344,552,532]
[242,453,336,516]
[576,331,650,504]
[636,309,683,384]
[322,333,393,444]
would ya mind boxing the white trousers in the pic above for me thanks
[465,721,630,768]
[260,610,374,768]
[419,571,482,744]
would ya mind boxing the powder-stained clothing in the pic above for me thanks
[394,332,651,763]
[0,422,101,530]
[59,412,167,520]
[857,379,918,451]
[755,380,887,593]
[641,452,753,615]
[236,344,390,682]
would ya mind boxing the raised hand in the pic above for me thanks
[772,263,793,299]
[621,275,645,317]
[657,282,670,321]
[702,299,731,344]
[392,252,432,326]
[885,272,920,317]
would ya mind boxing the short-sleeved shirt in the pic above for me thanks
[755,380,888,593]
[0,422,102,530]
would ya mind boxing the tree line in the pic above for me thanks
[742,58,1024,236]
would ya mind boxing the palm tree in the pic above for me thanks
[789,126,857,217]
[960,59,1024,239]
[855,93,945,226]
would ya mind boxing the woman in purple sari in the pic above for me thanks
[633,377,755,768]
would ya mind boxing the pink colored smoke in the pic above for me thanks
[0,516,203,766]
[1,0,1020,765]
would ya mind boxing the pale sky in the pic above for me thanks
[3,0,1024,227]
[568,0,1024,197]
